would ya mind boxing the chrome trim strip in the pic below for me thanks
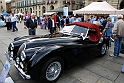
[5,51,13,62]
[14,64,31,80]
[5,51,31,80]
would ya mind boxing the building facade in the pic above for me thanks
[11,0,85,16]
[85,0,121,9]
[10,0,121,16]
[6,1,11,13]
[0,0,6,13]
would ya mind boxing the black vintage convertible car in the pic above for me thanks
[6,22,109,83]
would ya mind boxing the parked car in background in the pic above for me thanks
[5,22,109,83]
[0,18,6,27]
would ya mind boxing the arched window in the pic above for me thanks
[42,6,46,15]
[30,8,32,13]
[120,0,124,9]
[50,5,54,10]
[21,9,22,13]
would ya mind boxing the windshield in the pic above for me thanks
[71,25,88,36]
[60,25,89,38]
[60,25,75,35]
[60,25,88,36]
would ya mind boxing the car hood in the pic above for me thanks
[25,37,80,49]
[13,34,53,46]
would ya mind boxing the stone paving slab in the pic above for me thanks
[96,77,115,83]
[0,60,3,73]
[102,61,122,72]
[69,68,101,83]
[57,73,83,83]
[84,63,120,82]
[91,57,108,66]
[115,73,124,83]
[9,65,23,82]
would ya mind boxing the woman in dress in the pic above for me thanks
[104,17,114,47]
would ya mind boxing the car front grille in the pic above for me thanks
[8,43,14,58]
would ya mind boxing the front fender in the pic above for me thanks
[29,45,62,67]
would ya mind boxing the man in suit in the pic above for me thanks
[48,14,55,36]
[53,13,60,33]
[26,13,37,35]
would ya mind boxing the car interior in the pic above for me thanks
[87,29,98,43]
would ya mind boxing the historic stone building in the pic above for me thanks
[0,0,6,13]
[85,0,120,9]
[6,1,11,13]
[10,0,121,16]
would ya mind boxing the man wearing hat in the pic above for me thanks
[109,15,124,57]
[26,13,37,35]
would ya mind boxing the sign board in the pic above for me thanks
[0,61,10,83]
[63,7,68,16]
[5,77,14,83]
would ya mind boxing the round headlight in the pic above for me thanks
[10,43,14,50]
[20,43,26,51]
[21,51,26,61]
[16,57,20,64]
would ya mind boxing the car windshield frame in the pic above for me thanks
[60,25,89,38]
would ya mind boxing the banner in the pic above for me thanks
[0,61,10,83]
[63,7,68,16]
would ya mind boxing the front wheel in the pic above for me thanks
[40,56,64,83]
[99,43,107,57]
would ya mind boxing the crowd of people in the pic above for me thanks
[1,12,124,72]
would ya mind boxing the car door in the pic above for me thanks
[87,43,100,59]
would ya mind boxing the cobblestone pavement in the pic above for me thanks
[0,22,124,83]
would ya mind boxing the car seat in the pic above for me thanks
[88,33,98,42]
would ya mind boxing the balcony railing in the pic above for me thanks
[11,0,15,2]
[37,1,45,5]
[16,0,58,8]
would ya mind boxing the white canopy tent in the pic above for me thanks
[18,12,23,15]
[43,12,55,15]
[73,1,118,15]
[116,9,124,15]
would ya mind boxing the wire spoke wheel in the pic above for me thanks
[46,61,61,81]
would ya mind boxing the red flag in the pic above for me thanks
[69,0,72,4]
[53,0,56,3]
[66,0,70,3]
[51,0,53,3]
[51,0,55,3]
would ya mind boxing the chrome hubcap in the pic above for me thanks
[101,44,106,55]
[46,61,61,81]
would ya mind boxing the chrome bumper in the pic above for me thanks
[14,64,31,80]
[5,51,13,62]
[5,51,31,80]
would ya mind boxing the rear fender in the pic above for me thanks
[30,45,62,67]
